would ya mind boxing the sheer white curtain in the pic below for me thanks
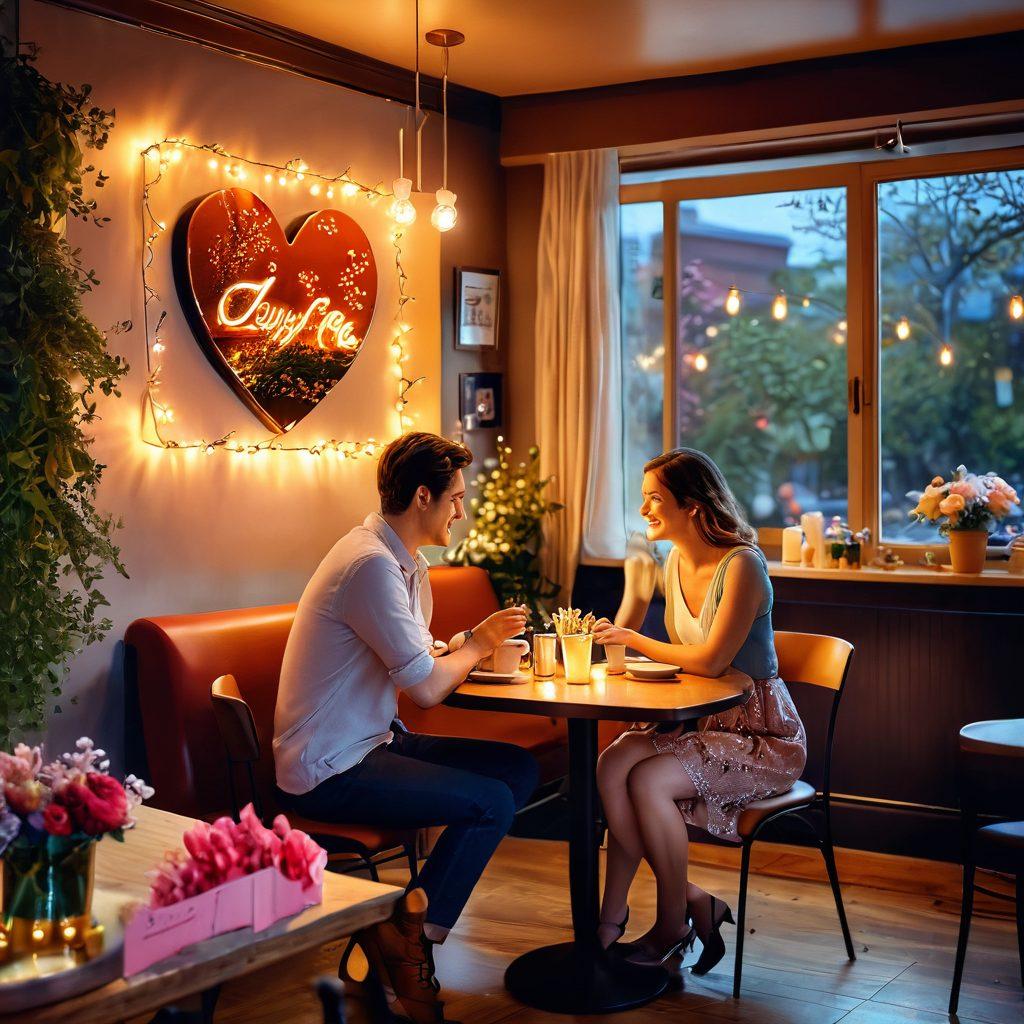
[535,149,624,605]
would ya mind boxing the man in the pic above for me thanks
[274,432,537,1024]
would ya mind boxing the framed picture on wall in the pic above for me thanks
[460,373,503,431]
[454,267,500,350]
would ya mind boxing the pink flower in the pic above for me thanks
[0,745,42,786]
[949,480,977,501]
[57,773,129,835]
[4,780,44,816]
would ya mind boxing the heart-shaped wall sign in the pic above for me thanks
[181,188,378,432]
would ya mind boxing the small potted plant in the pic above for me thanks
[552,608,596,685]
[0,738,152,961]
[908,466,1020,573]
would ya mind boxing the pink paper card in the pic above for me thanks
[123,888,217,976]
[252,868,322,932]
[211,873,255,935]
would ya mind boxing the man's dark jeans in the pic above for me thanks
[279,731,539,929]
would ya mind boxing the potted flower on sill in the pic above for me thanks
[908,466,1020,573]
[0,738,152,962]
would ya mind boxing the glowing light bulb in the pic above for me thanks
[939,343,954,367]
[264,173,272,183]
[342,180,359,197]
[152,341,165,354]
[1010,294,1024,320]
[278,175,287,186]
[391,342,403,358]
[832,331,846,345]
[389,177,417,225]
[705,325,719,338]
[772,292,788,321]
[693,353,709,372]
[837,319,847,332]
[802,297,811,308]
[430,189,458,232]
[326,188,334,199]
[208,158,218,171]
[310,183,321,197]
[170,149,183,163]
[724,286,741,316]
[896,316,911,341]
[62,925,77,941]
[32,927,44,942]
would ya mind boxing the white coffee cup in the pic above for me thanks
[604,644,626,675]
[480,638,530,675]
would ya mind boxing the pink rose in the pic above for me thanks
[57,773,128,835]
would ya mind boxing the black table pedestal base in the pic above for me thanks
[504,941,669,1014]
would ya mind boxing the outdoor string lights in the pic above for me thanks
[140,138,423,457]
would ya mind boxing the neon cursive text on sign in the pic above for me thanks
[217,276,361,351]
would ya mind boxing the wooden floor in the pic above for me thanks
[215,837,1022,1024]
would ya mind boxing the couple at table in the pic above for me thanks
[273,432,806,1021]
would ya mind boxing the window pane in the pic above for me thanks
[879,170,1024,544]
[620,202,665,534]
[674,191,848,529]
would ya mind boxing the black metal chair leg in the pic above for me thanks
[405,842,419,884]
[316,976,347,1024]
[1016,872,1023,989]
[949,857,975,1015]
[733,840,752,999]
[817,806,855,960]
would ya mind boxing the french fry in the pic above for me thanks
[552,607,597,637]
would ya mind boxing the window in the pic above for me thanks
[619,147,1024,553]
[878,169,1024,543]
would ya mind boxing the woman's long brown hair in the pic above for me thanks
[644,448,757,548]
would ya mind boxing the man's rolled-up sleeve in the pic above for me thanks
[341,557,436,690]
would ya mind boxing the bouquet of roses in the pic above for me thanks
[908,466,1020,536]
[148,803,325,907]
[0,737,152,853]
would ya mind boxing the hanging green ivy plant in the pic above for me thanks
[0,44,128,742]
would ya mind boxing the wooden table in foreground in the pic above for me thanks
[446,664,751,1015]
[5,805,401,1024]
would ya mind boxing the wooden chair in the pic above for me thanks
[210,674,419,882]
[949,719,1024,1015]
[730,631,856,998]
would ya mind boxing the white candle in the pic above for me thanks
[782,526,803,564]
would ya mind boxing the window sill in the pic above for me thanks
[767,560,1024,587]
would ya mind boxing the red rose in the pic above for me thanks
[43,803,72,836]
[56,774,128,836]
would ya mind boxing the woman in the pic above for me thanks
[592,449,806,973]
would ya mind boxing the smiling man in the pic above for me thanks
[273,431,536,1024]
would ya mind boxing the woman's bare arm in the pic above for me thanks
[593,551,766,677]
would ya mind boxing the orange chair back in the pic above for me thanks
[211,674,261,764]
[775,631,853,692]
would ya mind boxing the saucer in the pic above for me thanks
[468,670,525,684]
[624,661,680,680]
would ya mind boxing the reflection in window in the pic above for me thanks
[672,191,848,529]
[879,170,1024,543]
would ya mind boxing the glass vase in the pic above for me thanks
[1,835,97,960]
[560,633,593,685]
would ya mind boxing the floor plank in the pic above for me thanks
[213,836,1020,1024]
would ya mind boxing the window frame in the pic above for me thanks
[620,144,1024,559]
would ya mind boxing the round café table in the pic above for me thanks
[445,662,750,1014]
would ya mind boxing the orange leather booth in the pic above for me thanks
[124,565,570,820]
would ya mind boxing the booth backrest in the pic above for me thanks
[125,565,566,820]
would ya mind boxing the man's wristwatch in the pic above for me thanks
[463,629,474,642]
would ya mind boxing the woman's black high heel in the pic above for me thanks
[597,907,629,950]
[691,896,735,976]
[624,925,697,968]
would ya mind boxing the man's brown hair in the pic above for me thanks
[377,432,472,515]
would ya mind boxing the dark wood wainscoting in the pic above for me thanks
[572,565,1024,861]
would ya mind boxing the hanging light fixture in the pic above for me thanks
[1010,294,1024,320]
[771,291,788,321]
[896,316,911,341]
[389,125,417,226]
[426,28,463,232]
[724,286,741,316]
[939,343,954,367]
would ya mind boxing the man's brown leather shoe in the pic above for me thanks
[357,888,449,1024]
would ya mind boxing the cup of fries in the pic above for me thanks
[552,607,596,685]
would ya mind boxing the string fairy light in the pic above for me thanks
[139,138,423,457]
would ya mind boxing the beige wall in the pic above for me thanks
[22,1,505,765]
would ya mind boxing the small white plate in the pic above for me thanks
[625,661,680,680]
[468,670,525,684]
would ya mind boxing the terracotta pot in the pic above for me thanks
[948,529,988,574]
